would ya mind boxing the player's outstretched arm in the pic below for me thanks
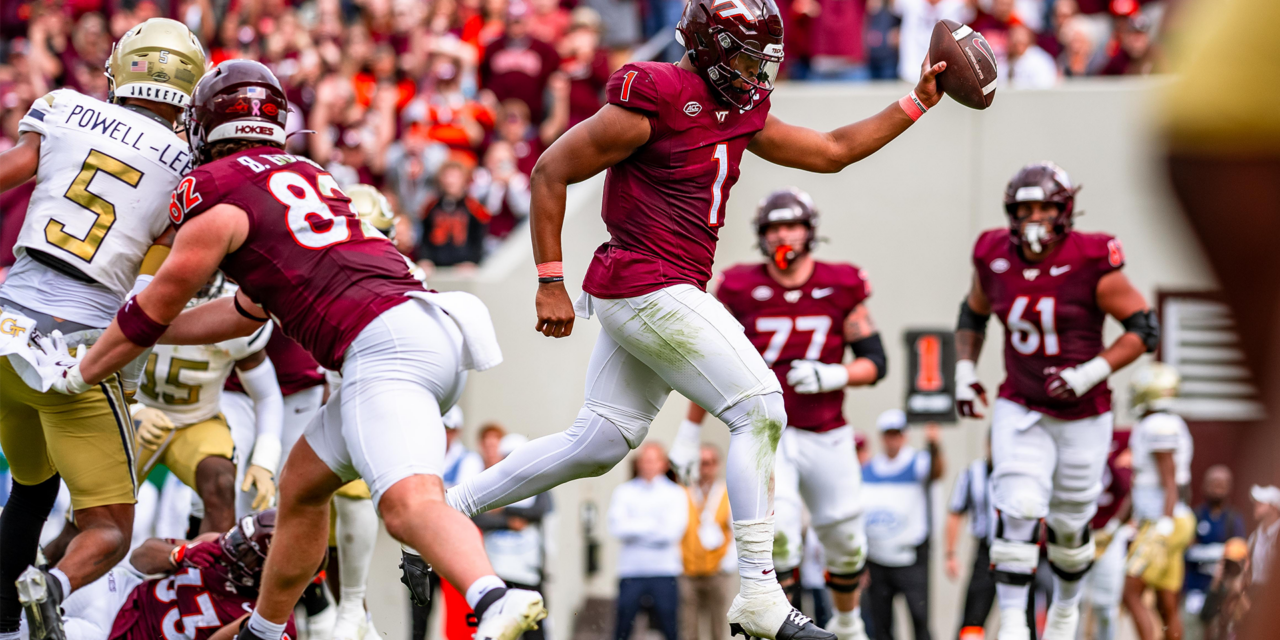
[530,104,651,338]
[74,205,249,385]
[0,132,40,193]
[955,273,991,417]
[747,60,946,173]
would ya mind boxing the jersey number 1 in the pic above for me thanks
[267,171,352,249]
[1007,296,1059,356]
[707,143,728,227]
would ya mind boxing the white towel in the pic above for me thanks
[404,291,504,372]
[0,310,45,390]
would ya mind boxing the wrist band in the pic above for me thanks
[536,261,563,278]
[538,277,564,284]
[117,296,168,347]
[898,91,928,122]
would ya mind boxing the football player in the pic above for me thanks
[443,0,945,636]
[1121,363,1195,640]
[953,162,1158,640]
[42,509,294,640]
[131,275,283,535]
[33,60,544,640]
[0,18,205,640]
[675,189,882,640]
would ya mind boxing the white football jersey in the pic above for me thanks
[1130,411,1194,521]
[15,89,192,300]
[138,323,273,427]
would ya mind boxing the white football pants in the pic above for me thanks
[448,284,784,523]
[225,384,325,518]
[773,425,867,576]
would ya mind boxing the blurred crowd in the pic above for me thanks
[0,0,1172,275]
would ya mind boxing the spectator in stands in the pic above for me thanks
[480,0,560,123]
[528,0,571,43]
[609,442,688,640]
[400,41,495,163]
[475,431,554,640]
[493,92,569,179]
[1058,17,1102,77]
[680,444,733,640]
[896,0,972,81]
[808,0,870,81]
[584,0,643,63]
[968,0,1018,70]
[470,141,532,245]
[1006,23,1059,88]
[1202,537,1250,640]
[557,8,611,129]
[1246,485,1280,595]
[1185,466,1248,638]
[864,0,902,80]
[1099,13,1163,76]
[862,410,944,640]
[417,161,491,270]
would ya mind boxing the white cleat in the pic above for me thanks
[824,613,868,640]
[997,607,1031,640]
[727,582,835,640]
[474,589,547,640]
[332,604,368,640]
[307,605,337,640]
[1041,602,1081,640]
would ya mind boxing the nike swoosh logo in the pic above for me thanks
[763,569,774,575]
[812,287,835,299]
[1050,265,1071,276]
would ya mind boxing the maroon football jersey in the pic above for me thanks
[224,331,325,397]
[108,566,296,640]
[716,261,871,432]
[581,62,771,299]
[169,148,425,370]
[973,228,1125,420]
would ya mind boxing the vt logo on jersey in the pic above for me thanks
[1023,268,1040,281]
[783,290,802,303]
[716,111,729,123]
[713,0,754,20]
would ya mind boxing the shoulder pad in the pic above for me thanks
[607,63,667,115]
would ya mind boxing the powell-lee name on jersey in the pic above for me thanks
[63,104,192,173]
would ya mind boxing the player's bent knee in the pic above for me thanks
[1047,528,1095,581]
[720,392,787,439]
[816,519,867,577]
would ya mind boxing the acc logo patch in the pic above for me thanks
[990,258,1009,273]
[751,286,774,301]
[683,101,703,117]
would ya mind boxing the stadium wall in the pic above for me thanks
[362,77,1216,639]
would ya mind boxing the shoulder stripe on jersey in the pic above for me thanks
[620,70,639,102]
[26,109,46,122]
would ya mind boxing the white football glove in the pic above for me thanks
[786,360,849,394]
[669,419,703,485]
[132,406,176,448]
[1153,516,1176,538]
[31,331,90,395]
[954,359,987,418]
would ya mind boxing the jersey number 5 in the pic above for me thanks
[267,171,352,249]
[49,149,144,262]
[1007,296,1059,356]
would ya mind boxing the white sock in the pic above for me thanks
[464,575,507,609]
[400,544,420,556]
[720,393,786,521]
[734,516,778,584]
[997,583,1031,614]
[247,610,288,640]
[836,608,859,624]
[49,568,72,596]
[1054,576,1083,607]
[335,496,378,616]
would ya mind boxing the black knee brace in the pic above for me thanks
[1046,527,1095,582]
[826,568,865,593]
[991,510,1042,587]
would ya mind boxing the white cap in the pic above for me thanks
[499,433,529,457]
[1251,485,1280,509]
[876,409,908,432]
[442,405,464,430]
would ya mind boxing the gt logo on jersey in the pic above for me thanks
[168,176,202,224]
[169,176,202,224]
[713,0,753,20]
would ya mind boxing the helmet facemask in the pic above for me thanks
[707,33,782,111]
[677,0,784,112]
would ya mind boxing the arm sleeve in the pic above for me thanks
[948,467,972,514]
[236,356,285,472]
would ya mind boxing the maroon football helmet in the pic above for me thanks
[755,187,818,269]
[219,509,276,588]
[676,0,784,111]
[1003,161,1080,252]
[186,59,289,166]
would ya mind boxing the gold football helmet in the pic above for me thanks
[106,18,206,107]
[1129,361,1181,414]
[348,184,397,240]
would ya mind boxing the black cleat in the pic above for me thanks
[730,610,836,640]
[399,549,434,607]
[17,566,66,640]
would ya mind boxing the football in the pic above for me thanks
[929,19,998,110]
